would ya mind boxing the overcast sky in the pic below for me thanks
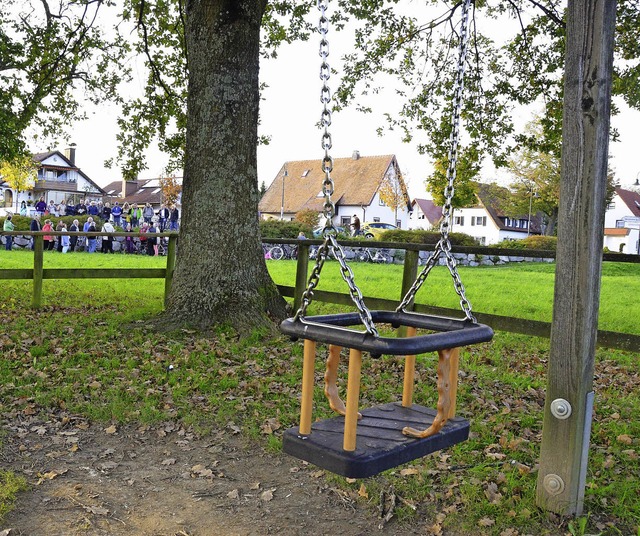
[68,12,640,197]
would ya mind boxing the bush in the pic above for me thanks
[379,229,479,246]
[259,219,313,239]
[495,235,558,251]
[294,209,319,228]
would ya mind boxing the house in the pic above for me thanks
[1,146,105,216]
[450,183,541,245]
[408,198,442,230]
[101,177,182,210]
[258,152,411,229]
[603,187,640,254]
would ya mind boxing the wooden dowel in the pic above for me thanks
[402,326,418,407]
[299,339,316,435]
[343,348,362,452]
[447,347,460,419]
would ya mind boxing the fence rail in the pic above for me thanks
[1,233,639,352]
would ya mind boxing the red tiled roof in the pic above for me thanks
[616,188,640,217]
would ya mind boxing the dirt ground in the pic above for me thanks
[1,413,428,536]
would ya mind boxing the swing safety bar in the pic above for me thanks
[281,311,493,357]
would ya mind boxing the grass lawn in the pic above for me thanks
[0,251,638,534]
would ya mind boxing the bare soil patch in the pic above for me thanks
[1,413,426,536]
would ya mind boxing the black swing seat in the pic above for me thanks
[283,402,470,478]
[280,310,493,356]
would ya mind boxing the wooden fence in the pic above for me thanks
[1,233,639,352]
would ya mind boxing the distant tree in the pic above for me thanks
[507,118,616,235]
[426,145,480,209]
[160,175,181,206]
[294,208,319,227]
[378,171,409,223]
[0,156,38,211]
[259,181,267,198]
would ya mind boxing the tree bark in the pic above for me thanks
[162,0,286,333]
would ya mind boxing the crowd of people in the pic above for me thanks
[14,198,180,256]
[25,197,180,231]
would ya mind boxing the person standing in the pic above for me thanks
[85,218,97,253]
[42,219,55,251]
[35,197,47,217]
[55,220,65,252]
[130,203,142,227]
[3,214,15,251]
[143,203,154,224]
[102,202,112,223]
[101,220,115,253]
[350,214,361,236]
[111,202,123,227]
[158,203,170,231]
[69,219,80,251]
[169,204,179,231]
[30,214,41,250]
[60,223,70,253]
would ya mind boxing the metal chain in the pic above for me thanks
[294,0,378,335]
[397,0,476,322]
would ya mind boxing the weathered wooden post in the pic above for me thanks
[32,234,44,308]
[164,234,178,307]
[536,0,616,515]
[293,241,310,312]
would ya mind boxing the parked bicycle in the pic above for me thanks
[268,244,298,260]
[355,247,393,264]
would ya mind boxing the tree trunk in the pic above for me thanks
[162,0,286,333]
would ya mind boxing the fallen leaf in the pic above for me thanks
[478,517,495,527]
[250,482,261,490]
[161,458,177,466]
[358,483,368,498]
[260,489,274,501]
[617,434,632,445]
[85,505,109,516]
[104,425,117,435]
[400,467,419,476]
[227,489,239,499]
[484,482,503,504]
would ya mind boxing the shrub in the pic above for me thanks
[495,235,557,251]
[294,209,320,228]
[379,229,479,246]
[259,219,313,239]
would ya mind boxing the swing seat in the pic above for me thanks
[280,310,493,357]
[283,402,469,478]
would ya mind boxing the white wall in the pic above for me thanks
[451,207,505,245]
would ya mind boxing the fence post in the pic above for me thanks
[164,235,178,307]
[293,242,310,312]
[32,235,44,308]
[397,249,419,337]
[536,0,616,516]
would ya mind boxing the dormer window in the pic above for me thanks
[302,169,310,177]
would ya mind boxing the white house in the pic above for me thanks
[408,198,442,230]
[603,187,640,254]
[449,183,540,245]
[1,146,104,216]
[259,152,411,229]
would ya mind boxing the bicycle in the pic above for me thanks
[268,244,298,260]
[355,247,393,264]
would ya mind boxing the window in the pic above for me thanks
[373,217,380,222]
[607,202,615,210]
[454,216,464,226]
[341,216,351,226]
[478,237,486,245]
[616,220,625,228]
[379,196,385,206]
[396,220,401,228]
[301,169,310,177]
[477,216,487,226]
[471,217,475,226]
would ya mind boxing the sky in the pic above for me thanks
[67,10,640,197]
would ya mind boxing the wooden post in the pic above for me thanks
[293,242,310,312]
[402,326,418,407]
[536,0,616,516]
[343,348,363,452]
[299,339,316,435]
[398,249,419,337]
[164,235,178,307]
[32,235,44,308]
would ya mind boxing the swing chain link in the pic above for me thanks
[294,0,378,336]
[397,0,476,322]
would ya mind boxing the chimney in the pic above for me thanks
[121,179,139,198]
[65,143,77,165]
[352,150,360,160]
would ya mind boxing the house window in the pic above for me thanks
[396,220,401,228]
[454,216,464,226]
[341,217,351,226]
[477,216,487,226]
[302,169,310,177]
[478,237,486,245]
[373,217,380,222]
[616,220,625,228]
[379,197,385,206]
[607,202,615,210]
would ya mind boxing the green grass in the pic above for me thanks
[267,259,640,334]
[0,251,638,534]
